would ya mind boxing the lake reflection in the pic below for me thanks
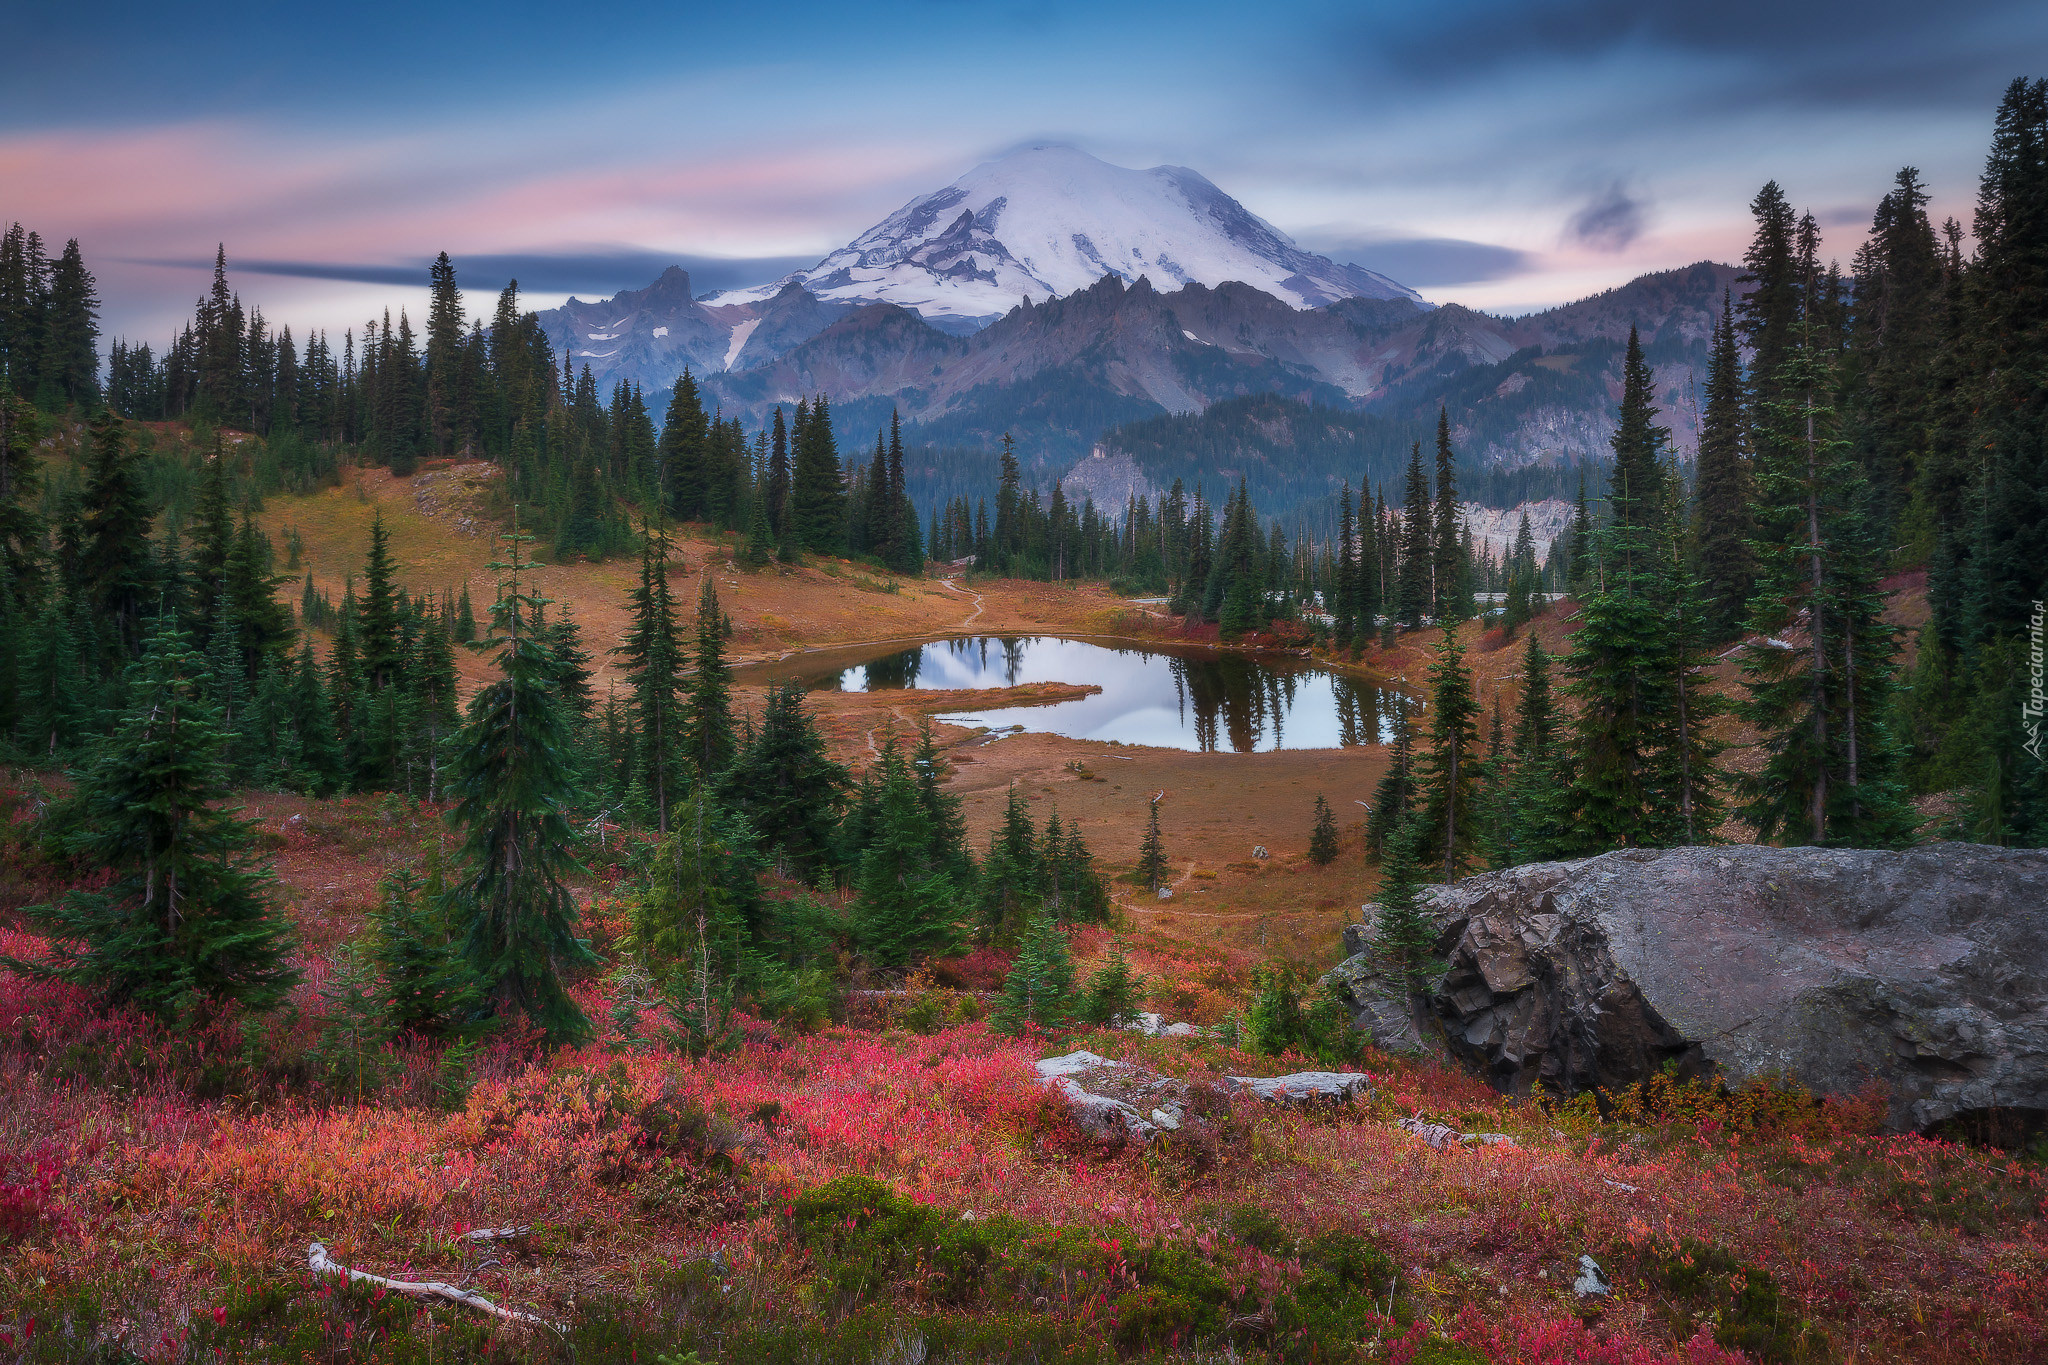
[783,636,1405,753]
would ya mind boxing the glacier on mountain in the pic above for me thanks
[709,144,1422,325]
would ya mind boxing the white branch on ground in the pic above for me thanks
[307,1242,557,1329]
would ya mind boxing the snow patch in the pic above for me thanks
[652,326,669,338]
[722,318,763,371]
[584,332,618,341]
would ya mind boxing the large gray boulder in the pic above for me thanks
[1327,844,2048,1132]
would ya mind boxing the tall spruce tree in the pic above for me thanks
[1564,328,1681,850]
[1739,316,1916,847]
[616,518,686,832]
[441,510,597,1044]
[682,578,736,778]
[1431,410,1470,623]
[1691,294,1753,641]
[1396,442,1433,630]
[1415,627,1483,878]
[7,618,297,1016]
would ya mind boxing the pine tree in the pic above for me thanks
[1135,797,1167,891]
[6,618,297,1016]
[1365,700,1416,856]
[728,680,849,878]
[790,395,846,554]
[1431,409,1469,623]
[1078,937,1146,1028]
[370,868,479,1038]
[992,910,1076,1035]
[1415,628,1483,878]
[616,518,685,831]
[441,509,597,1044]
[1396,442,1433,630]
[852,737,960,968]
[682,578,735,778]
[1692,295,1753,641]
[1367,815,1439,1009]
[1308,793,1340,866]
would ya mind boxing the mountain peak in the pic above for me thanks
[709,147,1424,326]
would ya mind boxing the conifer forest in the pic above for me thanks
[0,41,2045,1365]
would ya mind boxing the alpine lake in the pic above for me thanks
[739,635,1408,754]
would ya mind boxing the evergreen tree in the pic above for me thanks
[1396,441,1433,629]
[1078,937,1147,1028]
[79,408,152,658]
[1415,628,1483,878]
[7,618,297,1016]
[728,681,849,878]
[369,868,479,1038]
[1565,328,1681,851]
[616,518,686,833]
[852,737,960,968]
[1501,631,1573,864]
[1365,701,1416,856]
[1431,409,1470,622]
[1739,325,1917,847]
[441,511,597,1044]
[682,578,736,778]
[992,910,1076,1035]
[1367,816,1439,1011]
[789,396,846,554]
[1135,797,1167,891]
[1692,296,1753,640]
[1307,793,1340,866]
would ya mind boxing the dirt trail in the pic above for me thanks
[939,575,985,630]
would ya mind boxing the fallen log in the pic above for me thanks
[306,1242,557,1330]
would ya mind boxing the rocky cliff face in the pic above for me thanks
[1328,844,2048,1133]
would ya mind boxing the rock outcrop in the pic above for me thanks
[1327,844,2048,1132]
[1034,1051,1370,1141]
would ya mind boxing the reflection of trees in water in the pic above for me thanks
[1333,676,1391,748]
[861,648,922,691]
[1169,655,1300,753]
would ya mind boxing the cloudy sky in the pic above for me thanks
[4,0,2039,344]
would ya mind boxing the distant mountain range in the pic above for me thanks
[534,145,1739,516]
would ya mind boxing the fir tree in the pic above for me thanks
[7,618,297,1016]
[1367,816,1439,1011]
[1078,937,1147,1028]
[1365,701,1416,856]
[728,681,849,878]
[1307,793,1340,866]
[789,395,846,554]
[1396,442,1433,630]
[1692,295,1754,641]
[1415,628,1483,879]
[1739,327,1916,847]
[682,578,736,778]
[441,509,597,1044]
[1135,797,1167,891]
[852,737,960,968]
[616,518,687,833]
[369,868,479,1038]
[992,910,1076,1035]
[1431,409,1470,623]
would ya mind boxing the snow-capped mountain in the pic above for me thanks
[708,144,1423,327]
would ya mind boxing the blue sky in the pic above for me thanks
[5,0,2040,342]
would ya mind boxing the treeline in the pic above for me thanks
[930,416,1554,648]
